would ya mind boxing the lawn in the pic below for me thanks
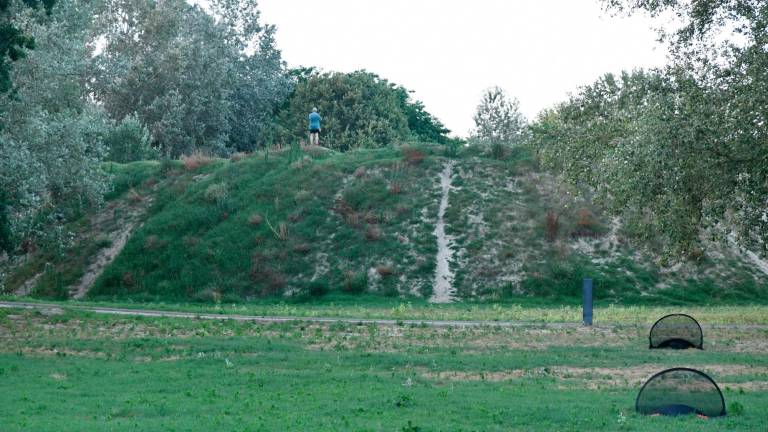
[1,306,766,431]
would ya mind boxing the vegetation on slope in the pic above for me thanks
[6,143,765,304]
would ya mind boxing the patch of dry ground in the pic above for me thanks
[420,364,768,390]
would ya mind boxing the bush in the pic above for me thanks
[204,183,229,208]
[342,270,368,294]
[307,279,329,298]
[105,114,155,163]
[402,147,425,165]
[181,151,214,171]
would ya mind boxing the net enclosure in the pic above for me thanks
[649,313,703,349]
[636,368,726,418]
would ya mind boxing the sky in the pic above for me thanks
[258,0,669,137]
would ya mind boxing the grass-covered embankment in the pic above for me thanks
[6,143,768,304]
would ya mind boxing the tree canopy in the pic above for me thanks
[530,1,768,257]
[276,70,450,151]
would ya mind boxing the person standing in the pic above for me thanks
[308,107,322,146]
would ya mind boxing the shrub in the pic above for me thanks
[376,265,395,278]
[204,183,229,208]
[181,151,214,171]
[230,152,248,162]
[105,114,155,163]
[248,213,263,225]
[342,270,368,294]
[402,147,425,165]
[365,226,383,241]
[307,279,329,298]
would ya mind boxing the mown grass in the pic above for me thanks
[0,308,766,431]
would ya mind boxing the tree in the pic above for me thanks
[227,26,292,152]
[0,0,55,95]
[276,71,411,151]
[0,0,109,253]
[104,114,154,163]
[91,0,288,157]
[472,86,527,157]
[391,86,451,144]
[580,0,768,256]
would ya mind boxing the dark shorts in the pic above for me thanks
[309,129,320,134]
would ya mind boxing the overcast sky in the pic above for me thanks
[258,0,669,137]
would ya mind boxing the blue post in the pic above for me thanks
[583,278,593,326]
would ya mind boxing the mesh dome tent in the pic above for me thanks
[649,314,703,349]
[636,368,726,418]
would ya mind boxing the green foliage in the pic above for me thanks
[277,70,450,151]
[92,0,288,157]
[0,0,111,252]
[573,1,768,257]
[471,86,527,157]
[0,0,54,95]
[0,187,11,253]
[530,63,767,257]
[104,114,154,163]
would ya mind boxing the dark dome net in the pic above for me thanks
[649,314,703,349]
[636,368,726,417]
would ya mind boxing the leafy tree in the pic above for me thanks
[0,0,109,252]
[104,114,154,163]
[91,0,288,157]
[392,87,451,144]
[0,0,55,95]
[227,26,292,152]
[472,86,527,157]
[91,0,233,157]
[277,71,410,151]
[585,0,768,256]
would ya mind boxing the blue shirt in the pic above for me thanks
[308,112,321,130]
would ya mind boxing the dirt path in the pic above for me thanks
[68,194,154,299]
[430,161,456,303]
[3,301,767,329]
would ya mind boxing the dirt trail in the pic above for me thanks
[69,194,154,299]
[13,272,43,297]
[430,161,456,303]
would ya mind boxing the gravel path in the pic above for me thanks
[2,301,768,329]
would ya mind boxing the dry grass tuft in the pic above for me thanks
[180,150,215,171]
[402,147,425,166]
[229,152,248,162]
[248,213,263,226]
[143,235,164,250]
[121,272,135,287]
[293,243,311,254]
[365,226,383,241]
[376,265,395,278]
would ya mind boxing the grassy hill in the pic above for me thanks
[3,143,767,305]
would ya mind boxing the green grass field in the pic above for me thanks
[1,306,766,431]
